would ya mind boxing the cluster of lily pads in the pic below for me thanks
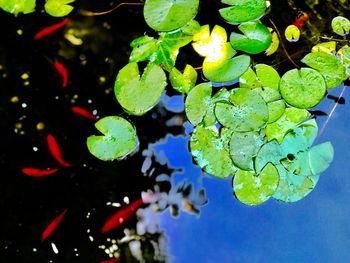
[0,0,74,17]
[87,0,350,205]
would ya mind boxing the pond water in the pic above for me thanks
[1,0,350,262]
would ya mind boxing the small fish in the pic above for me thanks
[53,62,69,88]
[327,94,345,104]
[21,167,59,177]
[47,134,71,167]
[41,209,68,241]
[293,12,310,28]
[101,198,143,234]
[309,110,328,116]
[71,106,98,121]
[99,259,121,263]
[34,18,70,40]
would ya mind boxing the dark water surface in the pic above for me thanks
[1,0,350,262]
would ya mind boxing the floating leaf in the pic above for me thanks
[181,20,201,35]
[219,0,266,24]
[265,28,279,56]
[0,0,36,15]
[190,125,237,178]
[87,116,138,161]
[255,87,280,103]
[229,131,264,170]
[129,36,158,63]
[185,83,212,125]
[284,25,300,42]
[279,68,326,108]
[215,88,268,132]
[331,16,350,36]
[45,0,74,17]
[114,63,166,115]
[308,142,334,175]
[230,21,272,54]
[170,65,197,94]
[266,107,310,142]
[255,140,284,173]
[233,163,279,205]
[239,64,280,90]
[267,100,285,123]
[144,0,199,32]
[311,41,336,54]
[302,52,348,89]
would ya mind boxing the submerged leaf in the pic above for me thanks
[279,68,326,108]
[233,163,279,205]
[144,0,199,32]
[87,116,138,161]
[219,0,266,24]
[114,63,166,115]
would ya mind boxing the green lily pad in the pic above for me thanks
[266,107,310,142]
[87,116,138,161]
[129,36,158,63]
[254,87,280,103]
[255,140,284,173]
[331,16,350,36]
[265,28,279,56]
[311,41,337,54]
[308,142,334,175]
[239,67,261,89]
[114,63,166,116]
[45,0,74,17]
[230,22,272,54]
[233,163,279,205]
[181,20,201,35]
[0,0,36,15]
[302,52,348,89]
[267,100,285,123]
[190,125,237,178]
[229,131,264,170]
[185,83,212,125]
[169,65,197,94]
[255,64,280,90]
[219,0,266,24]
[215,88,268,132]
[285,25,300,42]
[279,68,326,108]
[144,0,199,32]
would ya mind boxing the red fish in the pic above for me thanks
[47,134,71,167]
[21,167,59,177]
[34,18,70,40]
[293,13,310,28]
[53,61,69,88]
[41,209,68,241]
[101,198,144,234]
[71,106,98,121]
[99,259,121,263]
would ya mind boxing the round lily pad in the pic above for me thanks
[87,116,138,161]
[267,100,285,123]
[255,140,284,173]
[285,25,300,42]
[215,88,268,132]
[144,0,199,32]
[0,0,36,15]
[114,62,166,116]
[45,0,74,17]
[255,64,280,90]
[308,142,334,175]
[233,163,279,206]
[185,82,212,125]
[219,0,266,24]
[190,125,237,178]
[279,68,326,109]
[332,16,350,36]
[229,131,264,171]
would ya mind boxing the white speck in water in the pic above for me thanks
[51,243,59,254]
[55,96,59,100]
[21,103,27,108]
[92,109,97,115]
[33,248,37,252]
[33,147,38,152]
[111,202,121,207]
[74,248,78,252]
[123,196,130,204]
[88,99,92,103]
[89,235,94,242]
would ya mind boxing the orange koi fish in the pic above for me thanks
[21,167,59,177]
[41,209,68,241]
[53,61,69,88]
[34,18,70,40]
[293,13,311,28]
[47,134,71,167]
[101,198,144,234]
[71,106,98,121]
[99,259,121,263]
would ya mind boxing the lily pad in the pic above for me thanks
[0,0,36,15]
[185,83,212,125]
[255,140,284,173]
[267,100,285,123]
[219,0,266,24]
[229,131,264,170]
[181,20,201,35]
[144,0,199,32]
[170,65,197,94]
[215,88,268,132]
[331,16,350,36]
[114,63,166,116]
[45,0,74,17]
[233,163,279,205]
[230,22,272,54]
[302,52,348,89]
[240,64,280,90]
[279,68,326,108]
[87,116,138,161]
[311,41,337,54]
[190,125,237,178]
[308,142,334,175]
[265,28,280,56]
[285,25,300,42]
